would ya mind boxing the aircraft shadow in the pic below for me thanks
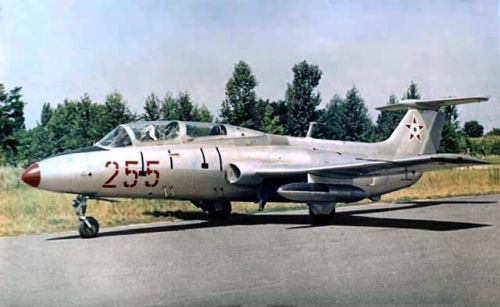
[47,200,495,241]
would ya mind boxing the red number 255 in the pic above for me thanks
[102,161,159,188]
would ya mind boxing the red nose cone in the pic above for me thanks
[22,163,41,187]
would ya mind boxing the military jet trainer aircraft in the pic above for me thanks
[22,97,488,238]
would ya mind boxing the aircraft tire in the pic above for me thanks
[78,217,99,239]
[309,208,335,225]
[207,201,232,220]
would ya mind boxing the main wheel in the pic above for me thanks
[207,201,232,220]
[309,207,336,225]
[78,216,99,238]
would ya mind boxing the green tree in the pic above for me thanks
[317,88,374,141]
[100,91,134,134]
[486,128,500,136]
[15,127,52,166]
[143,92,161,120]
[0,84,25,155]
[46,99,81,152]
[260,100,285,134]
[404,81,421,100]
[463,120,484,137]
[192,104,213,122]
[220,60,262,129]
[76,94,102,144]
[160,92,179,120]
[316,95,345,140]
[17,92,134,165]
[177,91,194,121]
[39,102,53,126]
[159,91,213,122]
[438,105,462,153]
[375,94,403,141]
[284,61,322,136]
[44,95,103,153]
[270,100,288,131]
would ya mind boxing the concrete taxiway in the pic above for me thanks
[1,194,499,306]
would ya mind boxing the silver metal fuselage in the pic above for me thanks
[36,134,420,203]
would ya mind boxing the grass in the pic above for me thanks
[1,165,499,236]
[382,166,500,202]
[0,176,304,236]
[483,155,500,165]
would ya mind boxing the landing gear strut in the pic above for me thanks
[308,202,336,225]
[193,200,232,220]
[72,195,99,238]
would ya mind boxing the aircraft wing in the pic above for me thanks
[227,154,488,185]
[308,154,487,177]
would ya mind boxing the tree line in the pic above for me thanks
[0,60,498,167]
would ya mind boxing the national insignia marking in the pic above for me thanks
[405,115,425,141]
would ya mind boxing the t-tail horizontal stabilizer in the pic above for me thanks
[376,97,489,111]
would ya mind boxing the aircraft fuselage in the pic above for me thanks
[31,142,420,203]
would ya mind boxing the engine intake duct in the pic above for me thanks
[277,183,368,203]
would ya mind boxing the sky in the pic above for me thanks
[0,0,499,131]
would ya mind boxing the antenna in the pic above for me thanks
[306,122,317,138]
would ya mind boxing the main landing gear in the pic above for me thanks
[192,200,232,220]
[308,202,336,225]
[72,195,99,238]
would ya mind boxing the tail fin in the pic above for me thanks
[378,97,488,157]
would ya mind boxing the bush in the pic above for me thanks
[0,167,23,191]
[467,136,500,156]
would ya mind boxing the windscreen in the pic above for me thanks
[96,126,132,148]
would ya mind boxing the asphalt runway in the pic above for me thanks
[1,195,499,306]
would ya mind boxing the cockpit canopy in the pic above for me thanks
[96,121,263,148]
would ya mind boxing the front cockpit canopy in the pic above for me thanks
[96,120,262,148]
[96,126,133,148]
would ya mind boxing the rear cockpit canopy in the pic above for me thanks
[96,120,263,148]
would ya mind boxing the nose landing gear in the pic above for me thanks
[72,195,100,238]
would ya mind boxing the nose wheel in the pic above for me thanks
[78,216,99,238]
[72,195,100,238]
